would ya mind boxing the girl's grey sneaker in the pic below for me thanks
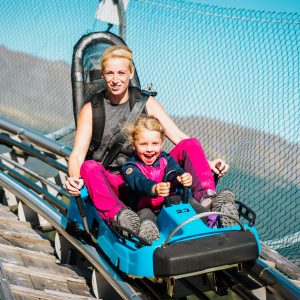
[138,219,160,243]
[211,190,239,227]
[219,202,240,227]
[115,208,140,234]
[211,189,235,210]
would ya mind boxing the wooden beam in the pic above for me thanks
[0,232,51,246]
[0,243,56,261]
[0,217,32,227]
[10,284,96,300]
[3,263,87,284]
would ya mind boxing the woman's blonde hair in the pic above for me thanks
[101,45,134,72]
[125,115,166,143]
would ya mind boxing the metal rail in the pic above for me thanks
[0,161,68,215]
[0,116,72,157]
[0,132,68,173]
[0,153,69,198]
[245,259,300,300]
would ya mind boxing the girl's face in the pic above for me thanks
[102,57,134,101]
[133,129,163,165]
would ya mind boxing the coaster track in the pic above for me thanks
[0,116,299,300]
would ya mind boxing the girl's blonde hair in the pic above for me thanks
[125,115,166,143]
[101,45,134,72]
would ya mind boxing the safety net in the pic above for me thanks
[0,0,299,266]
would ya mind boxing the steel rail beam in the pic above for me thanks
[0,116,72,157]
[0,153,69,198]
[245,259,300,300]
[0,133,67,173]
[0,162,68,215]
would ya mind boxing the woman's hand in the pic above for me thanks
[177,172,192,187]
[209,159,229,178]
[66,103,92,196]
[65,177,84,196]
[152,182,171,197]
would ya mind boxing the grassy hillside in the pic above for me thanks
[0,46,73,133]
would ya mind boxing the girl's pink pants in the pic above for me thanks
[80,138,216,220]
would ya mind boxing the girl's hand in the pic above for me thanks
[65,177,84,196]
[177,172,192,187]
[209,159,229,178]
[153,182,171,197]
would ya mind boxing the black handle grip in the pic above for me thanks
[75,196,87,217]
[182,186,189,204]
[163,169,189,206]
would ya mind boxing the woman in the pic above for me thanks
[65,45,230,234]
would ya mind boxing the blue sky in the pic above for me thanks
[1,1,299,63]
[192,0,300,13]
[1,0,100,62]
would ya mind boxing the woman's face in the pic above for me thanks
[102,57,134,100]
[133,129,163,165]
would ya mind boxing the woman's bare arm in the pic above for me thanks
[146,97,229,176]
[65,103,93,195]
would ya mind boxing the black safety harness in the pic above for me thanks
[87,86,155,168]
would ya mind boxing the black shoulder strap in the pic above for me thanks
[102,90,149,168]
[86,92,105,159]
[128,86,140,110]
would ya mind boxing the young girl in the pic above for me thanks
[122,115,238,242]
[121,115,192,241]
[123,115,192,209]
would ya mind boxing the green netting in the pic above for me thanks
[0,0,299,266]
